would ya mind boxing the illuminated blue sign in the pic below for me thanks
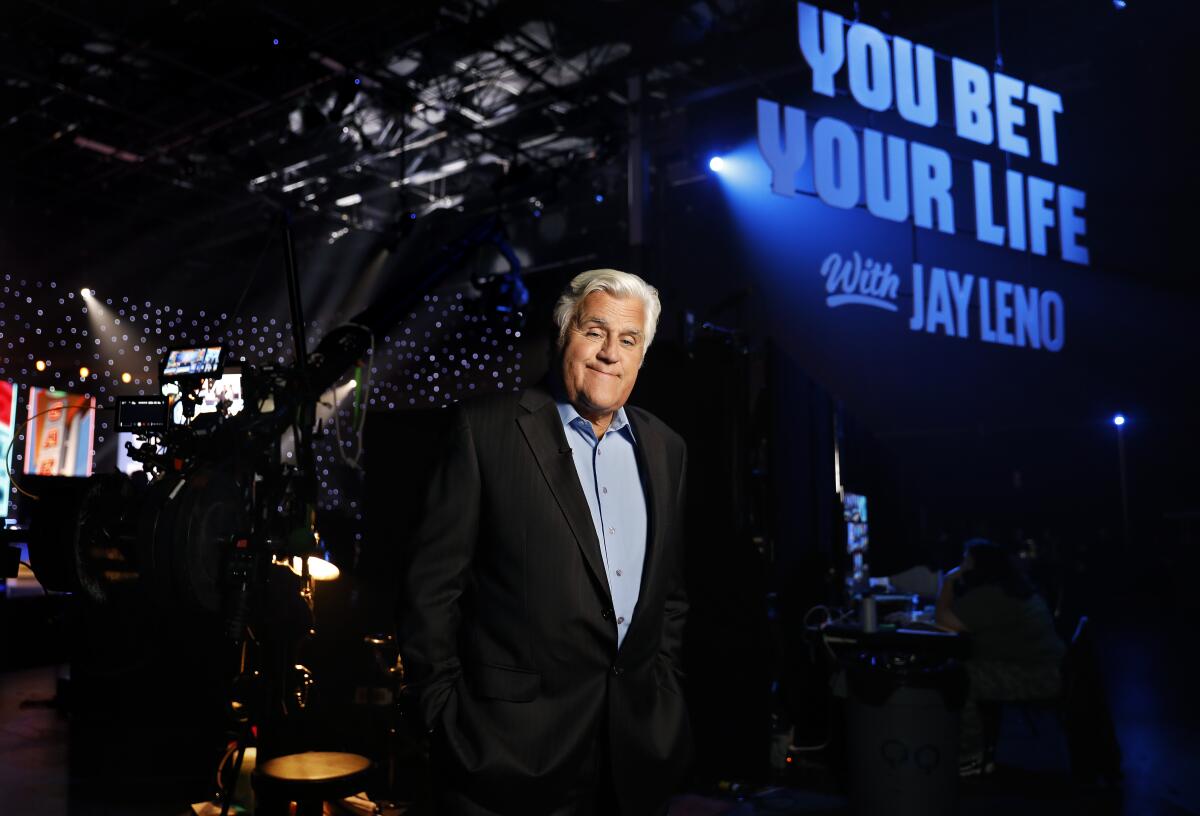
[737,3,1088,353]
[819,252,900,312]
[908,264,1065,351]
[757,3,1089,267]
[812,250,1065,351]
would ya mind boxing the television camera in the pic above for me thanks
[24,326,370,621]
[11,214,525,808]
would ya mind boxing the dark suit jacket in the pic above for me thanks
[399,385,691,815]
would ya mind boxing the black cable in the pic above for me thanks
[3,404,96,501]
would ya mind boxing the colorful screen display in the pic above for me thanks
[22,387,96,477]
[0,381,17,516]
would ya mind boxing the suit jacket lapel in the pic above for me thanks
[626,407,670,640]
[516,388,612,603]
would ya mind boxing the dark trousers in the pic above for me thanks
[434,720,623,816]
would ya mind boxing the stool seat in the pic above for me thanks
[253,751,372,815]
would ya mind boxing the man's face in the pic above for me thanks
[560,291,645,420]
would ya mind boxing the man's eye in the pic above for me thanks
[585,330,603,339]
[621,338,635,346]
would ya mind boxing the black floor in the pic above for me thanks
[1,612,1197,815]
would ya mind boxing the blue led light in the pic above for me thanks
[354,77,361,86]
[272,38,280,45]
[594,194,604,203]
[1113,0,1126,9]
[709,155,726,173]
[1113,414,1126,427]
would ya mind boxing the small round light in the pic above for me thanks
[79,366,90,378]
[1113,414,1126,427]
[121,372,132,384]
[708,155,725,172]
[35,360,46,371]
[80,287,92,297]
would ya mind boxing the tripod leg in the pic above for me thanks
[219,742,247,816]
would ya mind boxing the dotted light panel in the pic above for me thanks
[0,273,526,517]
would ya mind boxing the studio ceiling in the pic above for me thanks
[1,0,1193,297]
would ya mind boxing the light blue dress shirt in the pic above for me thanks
[556,399,648,649]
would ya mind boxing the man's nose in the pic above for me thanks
[596,336,620,362]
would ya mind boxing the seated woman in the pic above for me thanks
[936,538,1065,774]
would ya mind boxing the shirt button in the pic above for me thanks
[612,665,624,676]
[602,486,608,494]
[608,527,615,535]
[617,616,625,624]
[615,569,622,577]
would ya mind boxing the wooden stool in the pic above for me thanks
[252,751,372,816]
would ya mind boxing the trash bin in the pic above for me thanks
[845,652,968,816]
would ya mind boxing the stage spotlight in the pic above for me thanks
[79,366,90,378]
[594,193,604,203]
[279,555,341,582]
[1113,414,1126,427]
[1113,0,1126,8]
[35,360,46,372]
[80,287,93,298]
[708,155,726,173]
[121,372,132,384]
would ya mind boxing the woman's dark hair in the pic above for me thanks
[961,538,1035,598]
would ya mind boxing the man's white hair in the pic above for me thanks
[553,268,662,359]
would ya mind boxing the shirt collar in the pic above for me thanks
[555,398,635,443]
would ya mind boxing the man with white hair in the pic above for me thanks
[400,269,691,815]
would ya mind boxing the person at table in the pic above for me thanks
[936,538,1065,774]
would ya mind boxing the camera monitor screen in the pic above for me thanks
[162,346,223,378]
[843,492,869,586]
[116,432,163,476]
[115,395,170,432]
[844,493,868,552]
[165,371,243,424]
